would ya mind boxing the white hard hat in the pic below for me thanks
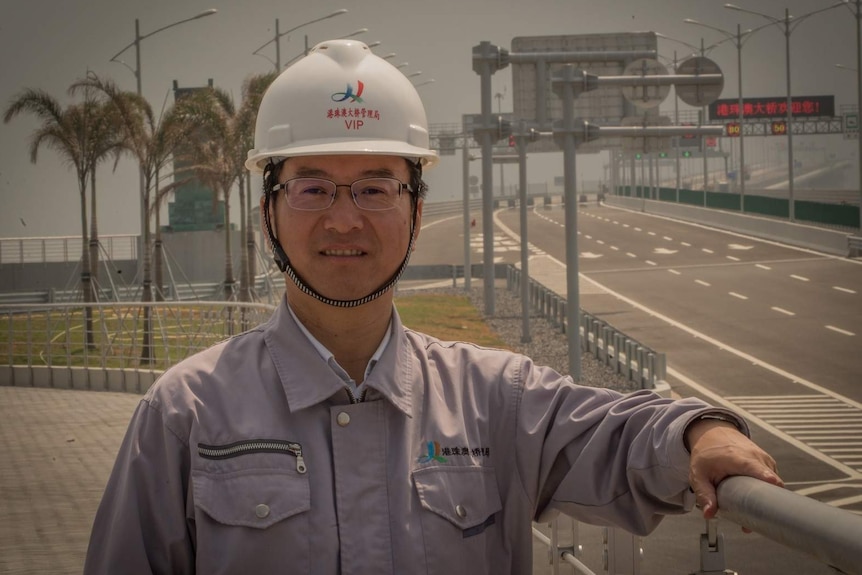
[246,39,438,173]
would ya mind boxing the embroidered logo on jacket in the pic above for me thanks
[418,441,447,463]
[417,441,491,463]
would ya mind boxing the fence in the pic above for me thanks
[505,265,666,391]
[0,301,274,394]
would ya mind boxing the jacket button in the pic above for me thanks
[455,504,467,518]
[337,412,351,427]
[255,504,270,519]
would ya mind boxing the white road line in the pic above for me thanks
[634,227,642,232]
[585,235,592,239]
[791,274,810,282]
[772,306,796,316]
[756,264,771,270]
[681,242,692,247]
[726,256,740,262]
[622,224,630,228]
[826,325,856,337]
[610,246,619,251]
[495,210,862,478]
[729,292,748,300]
[668,269,681,275]
[834,286,856,294]
[596,240,605,245]
[645,260,657,266]
[695,279,711,287]
[702,248,714,254]
[663,236,673,241]
[626,252,637,258]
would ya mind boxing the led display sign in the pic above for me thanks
[709,95,834,121]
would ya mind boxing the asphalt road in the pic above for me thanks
[417,202,862,514]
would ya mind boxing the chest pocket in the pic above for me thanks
[412,466,503,575]
[193,468,310,529]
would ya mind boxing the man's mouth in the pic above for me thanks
[322,249,365,256]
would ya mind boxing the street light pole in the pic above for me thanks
[725,2,846,223]
[109,9,217,279]
[684,20,759,206]
[251,9,348,71]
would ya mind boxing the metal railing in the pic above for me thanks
[0,301,274,393]
[506,264,667,390]
[0,234,138,265]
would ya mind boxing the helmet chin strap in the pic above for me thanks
[264,191,418,308]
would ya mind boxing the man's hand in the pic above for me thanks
[686,420,784,523]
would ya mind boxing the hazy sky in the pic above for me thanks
[1,0,856,238]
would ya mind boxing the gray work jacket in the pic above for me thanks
[84,299,743,574]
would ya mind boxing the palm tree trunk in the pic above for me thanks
[245,172,256,300]
[238,178,249,303]
[140,176,154,364]
[89,170,100,301]
[154,167,164,302]
[222,185,234,302]
[79,176,94,350]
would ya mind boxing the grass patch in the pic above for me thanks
[395,294,509,349]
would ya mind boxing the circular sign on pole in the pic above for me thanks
[675,56,724,107]
[621,58,670,109]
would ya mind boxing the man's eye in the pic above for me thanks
[299,186,328,196]
[358,186,387,196]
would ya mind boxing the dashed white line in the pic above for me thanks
[729,292,749,300]
[834,286,856,294]
[596,240,605,245]
[634,227,642,232]
[702,248,714,254]
[826,325,856,337]
[695,279,711,287]
[663,236,673,241]
[645,260,657,266]
[791,274,810,282]
[772,307,796,316]
[585,235,592,240]
[756,264,772,271]
[726,256,740,262]
[648,231,656,236]
[610,246,619,251]
[681,242,692,247]
[668,269,681,275]
[626,252,637,258]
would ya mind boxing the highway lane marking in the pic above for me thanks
[702,248,714,254]
[756,264,772,270]
[668,269,681,275]
[772,306,796,316]
[791,274,810,282]
[726,256,741,262]
[663,236,673,241]
[645,260,657,266]
[834,286,856,294]
[729,292,748,300]
[826,325,856,337]
[610,246,620,251]
[626,252,637,258]
[695,279,711,287]
[681,242,692,247]
[648,231,656,236]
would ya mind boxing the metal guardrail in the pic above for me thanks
[848,235,862,258]
[505,264,666,390]
[0,234,138,265]
[0,301,275,393]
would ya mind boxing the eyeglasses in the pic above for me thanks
[272,177,414,212]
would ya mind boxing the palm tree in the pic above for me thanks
[3,89,115,348]
[235,72,277,299]
[171,86,247,302]
[72,73,188,363]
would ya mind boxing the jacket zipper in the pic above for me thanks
[198,439,307,474]
[345,387,368,405]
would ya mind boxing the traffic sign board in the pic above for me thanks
[675,57,723,107]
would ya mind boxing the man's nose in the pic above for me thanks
[323,189,364,231]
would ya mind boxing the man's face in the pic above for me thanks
[270,154,422,303]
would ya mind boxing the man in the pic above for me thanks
[84,40,781,574]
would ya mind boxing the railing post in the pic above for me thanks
[603,527,642,574]
[690,518,737,575]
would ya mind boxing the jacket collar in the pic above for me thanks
[263,297,414,417]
